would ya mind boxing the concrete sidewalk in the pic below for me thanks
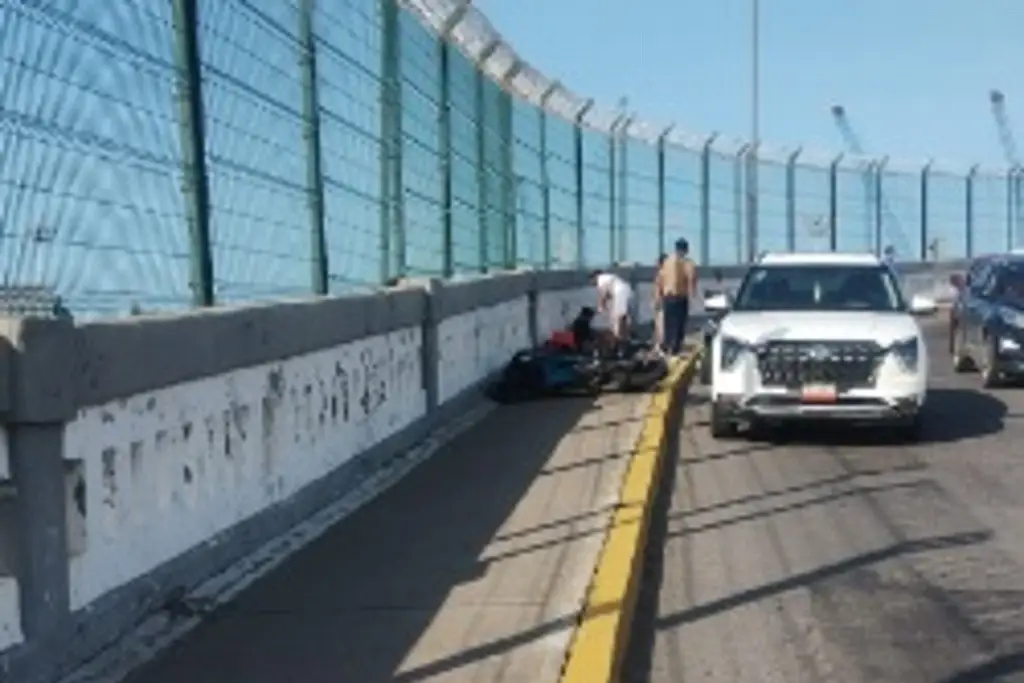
[112,393,653,683]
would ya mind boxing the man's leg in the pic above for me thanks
[675,296,690,355]
[662,296,681,354]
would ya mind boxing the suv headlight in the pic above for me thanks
[889,336,920,373]
[719,335,747,371]
[999,308,1024,328]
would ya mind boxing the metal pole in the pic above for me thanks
[734,143,751,262]
[656,125,674,258]
[539,84,558,269]
[699,133,719,265]
[609,113,628,265]
[573,101,594,266]
[785,147,801,251]
[1008,167,1017,252]
[828,153,843,251]
[474,67,488,272]
[171,0,214,307]
[746,0,761,261]
[966,164,978,258]
[378,0,403,283]
[875,156,888,256]
[920,160,932,261]
[299,0,328,295]
[618,116,634,263]
[438,42,454,277]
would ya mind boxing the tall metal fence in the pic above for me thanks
[2,0,1022,317]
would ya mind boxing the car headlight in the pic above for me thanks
[999,308,1024,328]
[719,336,747,371]
[889,336,920,373]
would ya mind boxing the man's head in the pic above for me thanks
[588,269,603,284]
[674,238,689,256]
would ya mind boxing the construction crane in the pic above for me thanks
[990,89,1023,247]
[830,104,911,257]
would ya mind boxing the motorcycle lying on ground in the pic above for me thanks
[487,317,669,404]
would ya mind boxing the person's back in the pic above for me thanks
[658,252,695,298]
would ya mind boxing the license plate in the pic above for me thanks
[801,383,837,403]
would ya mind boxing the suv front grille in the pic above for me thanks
[756,340,883,389]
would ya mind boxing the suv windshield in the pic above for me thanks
[732,265,906,312]
[992,265,1024,304]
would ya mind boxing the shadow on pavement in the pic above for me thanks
[121,397,596,683]
[754,387,1007,447]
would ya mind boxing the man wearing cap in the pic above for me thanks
[658,238,697,355]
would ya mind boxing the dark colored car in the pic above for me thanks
[948,254,1024,387]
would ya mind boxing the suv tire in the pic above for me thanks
[709,401,738,439]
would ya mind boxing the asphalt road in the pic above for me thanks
[624,319,1024,683]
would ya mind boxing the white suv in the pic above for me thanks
[703,252,937,441]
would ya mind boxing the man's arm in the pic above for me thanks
[684,260,697,295]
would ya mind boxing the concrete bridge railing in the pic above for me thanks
[0,265,661,683]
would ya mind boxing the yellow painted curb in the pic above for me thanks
[559,350,702,683]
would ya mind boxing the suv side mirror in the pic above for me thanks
[704,293,731,313]
[909,294,938,316]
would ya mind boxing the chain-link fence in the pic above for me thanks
[2,0,1023,317]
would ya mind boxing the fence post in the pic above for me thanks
[573,101,593,267]
[298,0,328,295]
[378,0,403,283]
[437,41,453,277]
[473,67,488,272]
[785,147,801,251]
[920,160,932,261]
[608,114,627,265]
[170,0,214,307]
[655,125,674,258]
[1012,165,1024,251]
[699,133,718,265]
[828,153,843,251]
[617,117,633,263]
[745,143,760,262]
[538,85,557,270]
[733,144,750,263]
[966,165,978,258]
[875,156,888,256]
[499,90,516,269]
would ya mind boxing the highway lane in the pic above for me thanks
[624,320,1024,683]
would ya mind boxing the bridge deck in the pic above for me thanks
[117,392,653,683]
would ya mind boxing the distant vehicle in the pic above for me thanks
[948,253,1024,387]
[703,252,935,441]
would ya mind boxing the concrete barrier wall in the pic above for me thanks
[0,265,656,683]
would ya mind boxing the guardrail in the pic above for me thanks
[0,264,664,683]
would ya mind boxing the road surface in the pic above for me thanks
[626,320,1024,683]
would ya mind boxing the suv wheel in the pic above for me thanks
[981,337,1002,388]
[709,401,738,439]
[893,414,923,443]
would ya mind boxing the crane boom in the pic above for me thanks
[990,89,1021,166]
[829,105,908,255]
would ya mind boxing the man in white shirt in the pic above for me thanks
[589,269,635,348]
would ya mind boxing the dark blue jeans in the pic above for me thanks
[662,295,690,354]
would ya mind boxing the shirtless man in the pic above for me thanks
[657,238,697,355]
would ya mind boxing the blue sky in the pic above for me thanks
[476,0,1023,170]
